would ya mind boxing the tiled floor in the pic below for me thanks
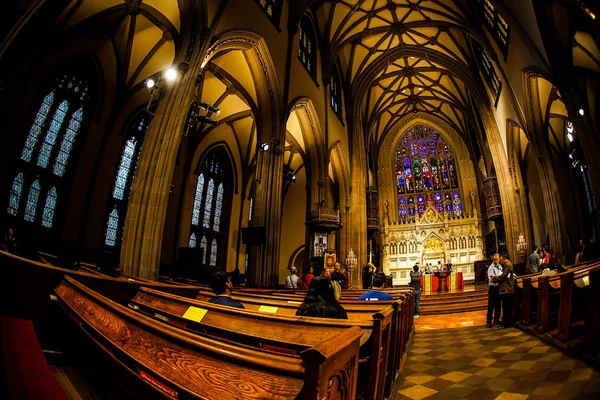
[415,310,487,330]
[398,324,600,399]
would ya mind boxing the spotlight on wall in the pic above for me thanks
[579,107,585,116]
[145,78,156,89]
[196,101,221,116]
[164,67,179,82]
[283,164,296,183]
[567,132,574,142]
[259,142,270,151]
[196,115,218,125]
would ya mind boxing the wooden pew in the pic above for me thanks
[138,288,396,400]
[54,276,363,400]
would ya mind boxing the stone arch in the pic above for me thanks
[328,140,350,210]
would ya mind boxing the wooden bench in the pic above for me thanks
[0,316,66,399]
[54,276,363,399]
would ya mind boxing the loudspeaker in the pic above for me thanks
[241,226,266,245]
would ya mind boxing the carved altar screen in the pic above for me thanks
[395,125,463,223]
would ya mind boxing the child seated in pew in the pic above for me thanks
[359,273,394,301]
[208,271,245,309]
[296,276,348,319]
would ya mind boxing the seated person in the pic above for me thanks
[296,276,347,319]
[359,272,394,301]
[208,271,244,309]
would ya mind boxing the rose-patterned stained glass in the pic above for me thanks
[105,208,119,246]
[7,173,24,216]
[191,174,204,226]
[53,107,84,177]
[298,16,317,77]
[395,125,463,219]
[113,136,138,201]
[189,233,197,248]
[41,187,57,228]
[213,183,224,232]
[203,179,214,228]
[24,179,41,222]
[210,239,218,266]
[37,100,69,169]
[22,92,54,162]
[200,235,208,265]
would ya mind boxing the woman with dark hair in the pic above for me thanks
[301,264,315,289]
[296,276,348,319]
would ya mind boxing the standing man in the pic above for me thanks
[331,263,347,288]
[494,253,515,329]
[409,264,422,318]
[285,266,300,288]
[486,254,502,328]
[529,246,540,273]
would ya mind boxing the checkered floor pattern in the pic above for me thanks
[397,325,600,399]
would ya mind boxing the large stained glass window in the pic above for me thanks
[53,107,83,176]
[189,149,231,268]
[24,179,41,223]
[37,100,70,169]
[105,113,150,248]
[22,93,54,162]
[41,187,57,228]
[395,125,463,222]
[7,173,24,216]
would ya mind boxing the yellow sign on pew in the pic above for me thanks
[583,276,590,287]
[183,306,208,322]
[258,305,279,313]
[287,301,301,305]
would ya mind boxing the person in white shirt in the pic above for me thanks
[486,254,503,328]
[285,266,300,289]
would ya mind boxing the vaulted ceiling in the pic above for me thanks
[315,0,484,146]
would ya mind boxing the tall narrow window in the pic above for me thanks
[22,93,54,162]
[191,174,204,226]
[7,173,24,216]
[298,16,318,80]
[395,125,463,221]
[253,0,282,27]
[472,41,502,106]
[105,113,150,248]
[330,63,343,119]
[189,149,232,267]
[41,186,57,228]
[189,232,197,248]
[471,0,510,56]
[24,179,41,222]
[105,208,119,247]
[9,72,93,232]
[210,239,218,266]
[248,197,253,221]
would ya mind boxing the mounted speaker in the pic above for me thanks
[241,226,266,245]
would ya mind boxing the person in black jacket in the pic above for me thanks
[362,264,374,289]
[331,262,347,288]
[296,276,347,319]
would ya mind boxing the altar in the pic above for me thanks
[421,272,464,292]
[382,206,483,286]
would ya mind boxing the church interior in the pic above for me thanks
[1,0,600,399]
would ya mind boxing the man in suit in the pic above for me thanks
[331,263,347,288]
[494,253,515,329]
[529,246,540,273]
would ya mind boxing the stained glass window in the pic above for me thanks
[191,174,204,226]
[396,125,463,220]
[41,186,57,228]
[203,179,214,228]
[189,232,197,248]
[253,0,282,26]
[113,136,138,200]
[200,235,208,265]
[330,64,343,117]
[22,92,54,162]
[7,173,24,216]
[210,239,218,266]
[298,16,317,78]
[472,41,502,104]
[213,183,223,232]
[105,208,119,246]
[24,179,41,222]
[249,197,253,221]
[471,0,510,56]
[53,107,84,177]
[37,100,69,169]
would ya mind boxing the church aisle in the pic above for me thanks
[397,325,600,399]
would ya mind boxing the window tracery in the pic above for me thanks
[395,125,463,222]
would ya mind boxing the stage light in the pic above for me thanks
[291,175,296,182]
[259,143,269,151]
[567,132,574,142]
[579,107,585,116]
[164,68,178,82]
[196,115,218,125]
[196,101,220,116]
[146,78,155,89]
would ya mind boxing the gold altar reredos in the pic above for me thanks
[378,117,484,285]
